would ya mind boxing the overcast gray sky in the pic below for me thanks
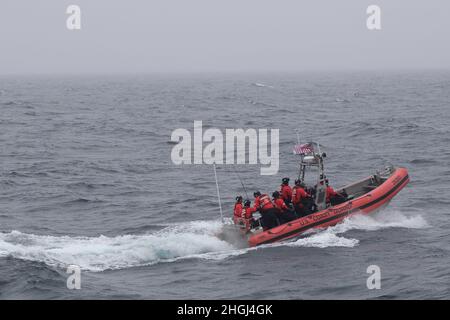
[1,0,449,74]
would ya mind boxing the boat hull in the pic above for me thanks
[247,167,410,247]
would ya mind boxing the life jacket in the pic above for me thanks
[233,203,243,218]
[326,186,338,202]
[242,206,256,219]
[256,194,274,211]
[274,198,288,212]
[280,184,292,201]
[292,186,308,205]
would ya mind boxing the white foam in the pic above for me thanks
[330,209,429,234]
[276,209,427,250]
[286,232,359,248]
[0,221,234,272]
[0,210,427,271]
[253,82,274,88]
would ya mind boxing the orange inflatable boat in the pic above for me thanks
[247,166,409,247]
[231,142,410,247]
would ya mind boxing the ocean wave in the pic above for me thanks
[248,99,277,108]
[409,158,437,165]
[64,198,105,205]
[252,83,274,88]
[333,209,429,232]
[0,210,427,272]
[0,221,233,272]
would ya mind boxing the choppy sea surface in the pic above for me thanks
[0,72,449,299]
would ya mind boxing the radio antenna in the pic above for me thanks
[213,164,224,224]
[232,167,250,200]
[295,129,301,144]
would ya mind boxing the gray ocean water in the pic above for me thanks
[0,72,449,299]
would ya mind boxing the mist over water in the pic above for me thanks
[0,72,449,299]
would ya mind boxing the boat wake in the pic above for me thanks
[0,210,428,272]
[0,221,233,272]
[283,209,429,249]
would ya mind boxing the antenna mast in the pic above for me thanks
[213,164,224,224]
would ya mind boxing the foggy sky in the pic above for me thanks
[1,0,449,74]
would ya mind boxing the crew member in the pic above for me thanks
[272,191,296,223]
[253,191,279,230]
[292,179,310,217]
[326,179,346,205]
[233,198,257,231]
[242,199,257,219]
[233,196,244,223]
[280,177,293,205]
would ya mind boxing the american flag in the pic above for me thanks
[293,143,313,155]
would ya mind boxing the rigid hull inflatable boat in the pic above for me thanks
[247,166,409,247]
[233,142,409,247]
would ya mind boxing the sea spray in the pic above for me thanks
[0,210,427,272]
[0,221,234,272]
